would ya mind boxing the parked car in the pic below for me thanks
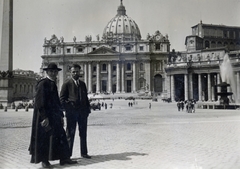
[90,102,101,111]
[125,96,135,100]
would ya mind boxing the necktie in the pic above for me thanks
[77,80,82,101]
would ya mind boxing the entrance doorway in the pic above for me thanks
[154,74,162,93]
[101,80,107,92]
[127,80,131,93]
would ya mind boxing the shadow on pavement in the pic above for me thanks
[50,152,147,168]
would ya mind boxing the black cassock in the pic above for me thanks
[29,78,70,163]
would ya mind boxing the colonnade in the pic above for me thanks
[168,72,240,102]
[81,61,138,93]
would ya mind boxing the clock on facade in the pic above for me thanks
[156,35,161,41]
[51,39,57,44]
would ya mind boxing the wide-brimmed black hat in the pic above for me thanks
[43,63,62,71]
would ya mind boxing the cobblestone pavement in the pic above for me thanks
[1,100,240,169]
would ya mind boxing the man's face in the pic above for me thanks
[46,69,58,80]
[70,67,80,80]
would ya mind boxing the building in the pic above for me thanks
[165,21,240,102]
[0,68,39,104]
[11,69,40,102]
[41,1,170,95]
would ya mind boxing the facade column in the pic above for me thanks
[170,75,175,101]
[217,73,221,101]
[88,62,92,93]
[184,74,188,101]
[116,62,121,93]
[189,73,193,99]
[237,72,240,102]
[145,61,151,94]
[208,73,212,101]
[166,75,171,98]
[212,74,216,101]
[84,62,88,87]
[198,74,202,101]
[132,62,136,93]
[108,62,112,93]
[96,62,100,93]
[121,62,125,93]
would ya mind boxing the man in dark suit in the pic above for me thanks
[60,64,91,159]
[29,63,77,168]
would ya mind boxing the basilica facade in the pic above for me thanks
[41,1,170,95]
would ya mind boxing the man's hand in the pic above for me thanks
[41,118,49,127]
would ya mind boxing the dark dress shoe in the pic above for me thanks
[60,159,77,166]
[81,154,91,159]
[42,161,51,168]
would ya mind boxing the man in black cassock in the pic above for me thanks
[29,63,77,168]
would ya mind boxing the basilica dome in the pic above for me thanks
[102,1,141,41]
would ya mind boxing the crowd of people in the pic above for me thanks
[177,99,196,113]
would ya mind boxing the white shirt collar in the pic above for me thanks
[46,76,55,82]
[72,77,79,85]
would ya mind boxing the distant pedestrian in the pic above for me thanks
[149,103,151,109]
[130,102,133,107]
[128,102,130,107]
[180,101,184,111]
[177,101,181,111]
[105,103,107,109]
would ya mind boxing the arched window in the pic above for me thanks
[51,46,56,54]
[217,41,222,47]
[224,42,228,47]
[112,65,116,71]
[211,41,216,48]
[102,64,107,71]
[127,63,131,70]
[205,40,210,48]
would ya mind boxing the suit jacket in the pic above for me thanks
[60,78,91,114]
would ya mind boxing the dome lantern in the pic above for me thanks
[117,0,126,16]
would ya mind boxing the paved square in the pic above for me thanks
[0,100,240,169]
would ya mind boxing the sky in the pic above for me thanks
[0,0,240,73]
